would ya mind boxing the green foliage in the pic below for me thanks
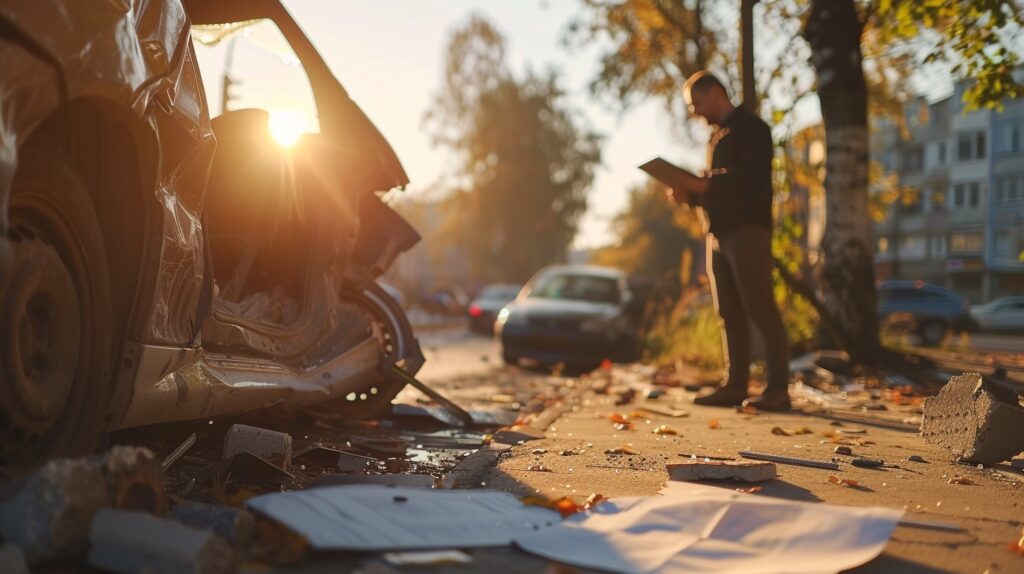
[643,292,724,370]
[591,179,702,277]
[425,15,602,283]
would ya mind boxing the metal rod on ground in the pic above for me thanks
[162,432,197,471]
[383,365,474,427]
[897,518,965,532]
[739,450,840,470]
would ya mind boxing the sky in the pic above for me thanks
[190,0,776,249]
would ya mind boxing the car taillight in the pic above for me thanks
[469,305,483,317]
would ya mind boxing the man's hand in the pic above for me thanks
[667,186,691,206]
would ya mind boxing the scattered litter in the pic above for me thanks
[310,474,436,489]
[336,452,370,473]
[604,445,638,456]
[635,404,690,418]
[834,446,853,456]
[851,458,885,469]
[667,460,776,482]
[88,509,236,574]
[771,426,812,436]
[837,428,867,435]
[531,448,548,455]
[1008,528,1024,556]
[390,404,516,427]
[162,433,197,471]
[169,502,256,545]
[739,451,840,470]
[607,413,631,425]
[223,424,292,470]
[614,423,634,431]
[947,477,975,485]
[527,463,552,472]
[652,425,678,436]
[679,453,735,461]
[400,434,485,450]
[384,366,475,427]
[383,550,473,566]
[907,455,927,463]
[348,436,408,457]
[708,419,720,429]
[492,425,545,445]
[828,475,860,488]
[246,486,559,550]
[514,481,902,574]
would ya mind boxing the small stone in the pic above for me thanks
[833,446,853,456]
[907,455,927,463]
[667,460,776,482]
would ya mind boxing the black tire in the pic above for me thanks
[325,278,424,419]
[502,348,520,366]
[1,138,113,472]
[918,319,947,347]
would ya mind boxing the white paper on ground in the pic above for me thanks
[514,482,903,574]
[246,485,560,551]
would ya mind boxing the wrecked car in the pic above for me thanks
[0,0,423,470]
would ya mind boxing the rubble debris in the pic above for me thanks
[337,453,371,473]
[679,453,735,461]
[531,448,548,455]
[521,493,606,517]
[226,452,295,482]
[526,463,553,472]
[652,425,678,435]
[604,445,638,456]
[0,545,28,574]
[383,550,473,566]
[921,373,1024,464]
[834,446,854,456]
[246,486,559,550]
[827,475,860,488]
[169,502,256,545]
[614,422,634,431]
[223,424,293,469]
[401,434,485,450]
[89,509,236,574]
[349,436,408,456]
[708,419,720,429]
[735,486,763,494]
[0,447,164,563]
[739,451,840,470]
[162,433,198,471]
[667,460,777,482]
[606,413,631,424]
[907,455,927,463]
[947,477,975,485]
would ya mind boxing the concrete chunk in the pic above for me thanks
[667,460,777,482]
[89,509,236,574]
[223,424,292,469]
[169,502,256,545]
[0,446,165,563]
[921,373,1024,465]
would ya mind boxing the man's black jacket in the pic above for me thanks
[697,106,774,237]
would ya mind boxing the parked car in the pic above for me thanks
[0,0,423,470]
[496,265,640,369]
[970,296,1024,332]
[877,280,976,346]
[468,284,522,334]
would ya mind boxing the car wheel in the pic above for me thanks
[502,348,520,366]
[1,138,113,472]
[918,320,947,347]
[326,278,424,419]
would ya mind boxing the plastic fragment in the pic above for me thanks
[828,475,860,488]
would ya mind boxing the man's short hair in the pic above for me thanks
[683,71,727,98]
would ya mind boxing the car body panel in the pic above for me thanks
[877,280,975,341]
[971,296,1024,331]
[1,0,423,439]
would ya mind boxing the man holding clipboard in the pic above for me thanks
[640,71,790,412]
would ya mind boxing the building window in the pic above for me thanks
[994,232,1013,259]
[997,122,1022,154]
[951,182,982,209]
[957,131,986,161]
[901,147,924,173]
[929,235,947,258]
[950,232,983,254]
[898,235,927,259]
[996,175,1023,203]
[937,142,946,164]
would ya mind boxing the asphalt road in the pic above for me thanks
[964,332,1024,353]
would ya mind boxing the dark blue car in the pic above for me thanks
[877,280,976,346]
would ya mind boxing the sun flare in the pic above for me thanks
[268,110,313,147]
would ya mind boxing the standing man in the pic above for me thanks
[669,71,791,411]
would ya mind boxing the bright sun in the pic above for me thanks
[268,110,313,147]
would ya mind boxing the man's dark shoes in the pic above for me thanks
[742,388,792,412]
[693,386,748,408]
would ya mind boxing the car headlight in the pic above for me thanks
[497,308,525,327]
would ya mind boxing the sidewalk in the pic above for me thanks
[467,365,1024,573]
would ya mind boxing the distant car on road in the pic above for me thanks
[468,284,522,334]
[970,296,1024,332]
[496,265,640,369]
[877,280,976,346]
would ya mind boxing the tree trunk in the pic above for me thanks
[804,0,881,364]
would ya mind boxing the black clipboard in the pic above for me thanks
[638,157,701,190]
